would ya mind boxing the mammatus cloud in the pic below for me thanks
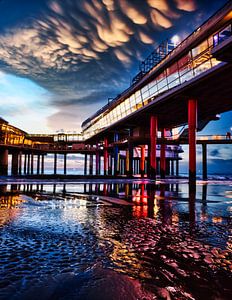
[0,0,197,131]
[0,0,196,74]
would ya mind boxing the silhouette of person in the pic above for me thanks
[226,131,231,140]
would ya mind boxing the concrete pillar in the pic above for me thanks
[160,129,166,179]
[95,148,100,175]
[108,154,112,175]
[166,159,170,175]
[0,149,8,176]
[89,154,93,175]
[188,99,197,182]
[140,146,145,177]
[11,152,19,176]
[54,153,57,175]
[104,137,108,176]
[27,154,30,175]
[202,143,207,180]
[30,153,34,175]
[41,155,44,174]
[18,152,22,175]
[176,159,179,176]
[84,154,87,175]
[171,160,174,176]
[64,153,67,175]
[37,155,40,175]
[114,133,119,175]
[24,154,27,175]
[150,115,158,178]
[126,143,133,176]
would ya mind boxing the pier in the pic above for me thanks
[0,2,232,182]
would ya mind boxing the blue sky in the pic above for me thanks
[0,0,230,133]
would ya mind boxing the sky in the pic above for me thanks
[0,0,231,173]
[0,0,230,132]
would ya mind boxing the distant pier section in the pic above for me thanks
[0,2,232,181]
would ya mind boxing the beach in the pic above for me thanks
[0,179,231,299]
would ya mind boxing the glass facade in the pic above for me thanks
[0,123,26,145]
[82,20,232,140]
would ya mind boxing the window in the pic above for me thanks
[192,40,208,57]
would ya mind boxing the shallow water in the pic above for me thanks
[0,180,232,299]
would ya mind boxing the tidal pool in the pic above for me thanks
[0,180,232,299]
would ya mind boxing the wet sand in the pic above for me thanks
[0,180,231,299]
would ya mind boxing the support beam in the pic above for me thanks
[126,143,133,176]
[114,133,119,175]
[84,154,87,175]
[27,154,30,175]
[188,99,197,183]
[171,160,174,176]
[18,152,22,175]
[37,155,40,175]
[89,154,93,175]
[150,115,158,179]
[95,147,100,175]
[24,154,27,175]
[176,159,179,177]
[160,128,166,179]
[64,153,67,175]
[11,152,19,176]
[104,137,108,176]
[202,144,207,180]
[140,146,145,177]
[41,155,45,174]
[108,154,112,175]
[30,153,34,175]
[54,153,57,175]
[0,149,8,176]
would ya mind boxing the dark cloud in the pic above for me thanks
[0,0,228,131]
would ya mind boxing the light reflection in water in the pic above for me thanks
[0,181,232,299]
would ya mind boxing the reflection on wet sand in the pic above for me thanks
[0,181,231,299]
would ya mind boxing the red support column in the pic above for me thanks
[150,115,158,179]
[104,137,108,176]
[188,99,197,182]
[140,146,145,177]
[160,128,166,179]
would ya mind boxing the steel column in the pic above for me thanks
[54,153,57,175]
[27,154,30,175]
[84,154,87,175]
[37,155,40,175]
[89,154,93,175]
[11,152,19,176]
[64,153,67,175]
[176,159,179,176]
[104,137,108,175]
[24,154,27,175]
[150,115,158,178]
[41,155,44,174]
[126,143,133,176]
[18,152,22,175]
[30,153,34,175]
[160,129,166,179]
[202,143,207,180]
[114,133,119,175]
[188,99,197,182]
[140,146,145,177]
[95,147,100,175]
